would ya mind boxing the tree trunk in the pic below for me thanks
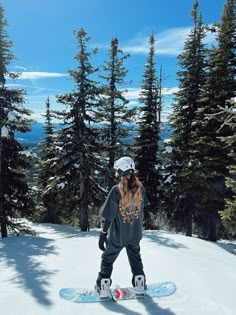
[185,207,193,237]
[79,176,89,231]
[207,211,217,242]
[80,197,89,232]
[0,128,7,237]
[1,217,7,238]
[44,202,56,224]
[79,149,89,232]
[108,96,116,189]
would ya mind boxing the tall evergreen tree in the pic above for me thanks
[98,37,135,189]
[191,0,236,241]
[37,97,59,223]
[0,5,33,237]
[54,28,104,231]
[134,34,161,229]
[217,99,236,237]
[167,0,207,236]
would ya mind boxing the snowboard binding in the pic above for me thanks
[96,278,111,300]
[134,275,145,298]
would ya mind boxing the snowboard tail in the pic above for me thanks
[59,281,176,303]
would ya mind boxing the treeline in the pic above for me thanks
[0,0,235,241]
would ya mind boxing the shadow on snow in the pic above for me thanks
[34,223,100,239]
[101,296,176,315]
[217,240,236,256]
[143,231,188,250]
[0,235,58,307]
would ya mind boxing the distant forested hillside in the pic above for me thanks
[16,122,173,148]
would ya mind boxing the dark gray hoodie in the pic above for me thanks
[101,185,148,247]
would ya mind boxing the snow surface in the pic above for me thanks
[0,223,236,315]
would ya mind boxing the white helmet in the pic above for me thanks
[114,156,135,177]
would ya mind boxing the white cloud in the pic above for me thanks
[104,26,217,56]
[204,29,217,47]
[30,110,49,123]
[6,83,66,94]
[162,87,179,95]
[124,87,178,99]
[156,27,191,55]
[11,71,68,80]
[125,88,141,99]
[25,93,65,123]
[13,66,29,71]
[6,83,28,88]
[121,27,191,56]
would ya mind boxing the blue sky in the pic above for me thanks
[3,0,226,122]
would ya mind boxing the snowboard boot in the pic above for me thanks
[132,275,146,298]
[95,274,112,299]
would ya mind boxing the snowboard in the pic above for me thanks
[59,281,176,303]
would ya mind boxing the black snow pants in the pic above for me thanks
[98,238,145,280]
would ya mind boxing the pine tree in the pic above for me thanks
[54,28,104,231]
[167,0,207,236]
[219,99,236,237]
[0,5,33,237]
[134,34,161,229]
[191,0,236,241]
[37,97,60,223]
[98,37,135,189]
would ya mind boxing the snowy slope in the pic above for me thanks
[0,223,236,315]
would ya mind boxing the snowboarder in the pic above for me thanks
[96,156,149,294]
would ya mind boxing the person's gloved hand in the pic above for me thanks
[99,231,108,251]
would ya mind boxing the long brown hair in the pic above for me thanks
[118,174,142,208]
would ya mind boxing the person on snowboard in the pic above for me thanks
[96,156,148,293]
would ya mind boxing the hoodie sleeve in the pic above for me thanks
[100,186,120,221]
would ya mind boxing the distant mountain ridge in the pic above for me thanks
[16,122,173,148]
